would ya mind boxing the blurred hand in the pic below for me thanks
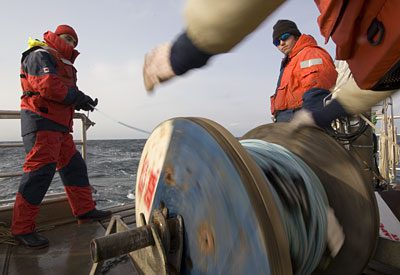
[289,109,316,129]
[326,207,344,257]
[75,96,98,112]
[143,42,176,93]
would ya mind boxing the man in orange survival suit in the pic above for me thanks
[142,0,399,130]
[270,20,337,122]
[12,25,111,249]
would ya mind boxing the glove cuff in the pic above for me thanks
[312,99,349,128]
[170,32,213,75]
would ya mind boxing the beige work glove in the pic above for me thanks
[326,206,345,257]
[143,42,176,93]
[289,109,316,129]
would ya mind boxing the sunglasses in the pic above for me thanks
[273,32,292,46]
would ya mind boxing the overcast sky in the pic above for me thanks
[1,0,387,141]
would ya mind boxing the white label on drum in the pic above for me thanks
[135,120,173,224]
[375,192,400,242]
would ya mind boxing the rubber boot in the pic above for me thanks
[77,209,112,221]
[14,232,49,249]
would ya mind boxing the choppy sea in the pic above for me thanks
[0,139,146,208]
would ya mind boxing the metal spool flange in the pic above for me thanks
[242,123,379,275]
[136,118,292,274]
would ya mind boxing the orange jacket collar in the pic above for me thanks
[289,34,318,59]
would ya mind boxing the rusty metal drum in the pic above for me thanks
[136,118,379,274]
[242,123,379,275]
[135,118,291,274]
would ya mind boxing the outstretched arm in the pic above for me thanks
[143,0,286,92]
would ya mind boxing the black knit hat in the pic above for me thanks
[272,19,301,42]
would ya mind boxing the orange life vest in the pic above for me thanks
[270,34,337,115]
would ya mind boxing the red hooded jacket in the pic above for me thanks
[20,31,82,134]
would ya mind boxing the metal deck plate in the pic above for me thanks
[0,222,102,274]
[136,118,292,275]
[0,203,137,275]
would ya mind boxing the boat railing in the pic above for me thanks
[0,110,95,179]
[374,96,399,184]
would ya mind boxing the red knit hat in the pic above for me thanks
[54,25,78,46]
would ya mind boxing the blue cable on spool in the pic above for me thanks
[240,139,329,275]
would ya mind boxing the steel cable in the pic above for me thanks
[240,139,329,275]
[87,106,151,135]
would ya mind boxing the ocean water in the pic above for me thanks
[0,139,146,209]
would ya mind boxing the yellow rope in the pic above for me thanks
[0,223,17,246]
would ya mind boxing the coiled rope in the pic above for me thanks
[0,222,17,246]
[240,139,329,275]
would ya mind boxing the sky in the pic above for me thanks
[0,0,394,141]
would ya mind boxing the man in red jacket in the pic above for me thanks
[12,25,111,249]
[270,20,337,122]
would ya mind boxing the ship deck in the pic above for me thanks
[1,191,400,274]
[0,194,138,275]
